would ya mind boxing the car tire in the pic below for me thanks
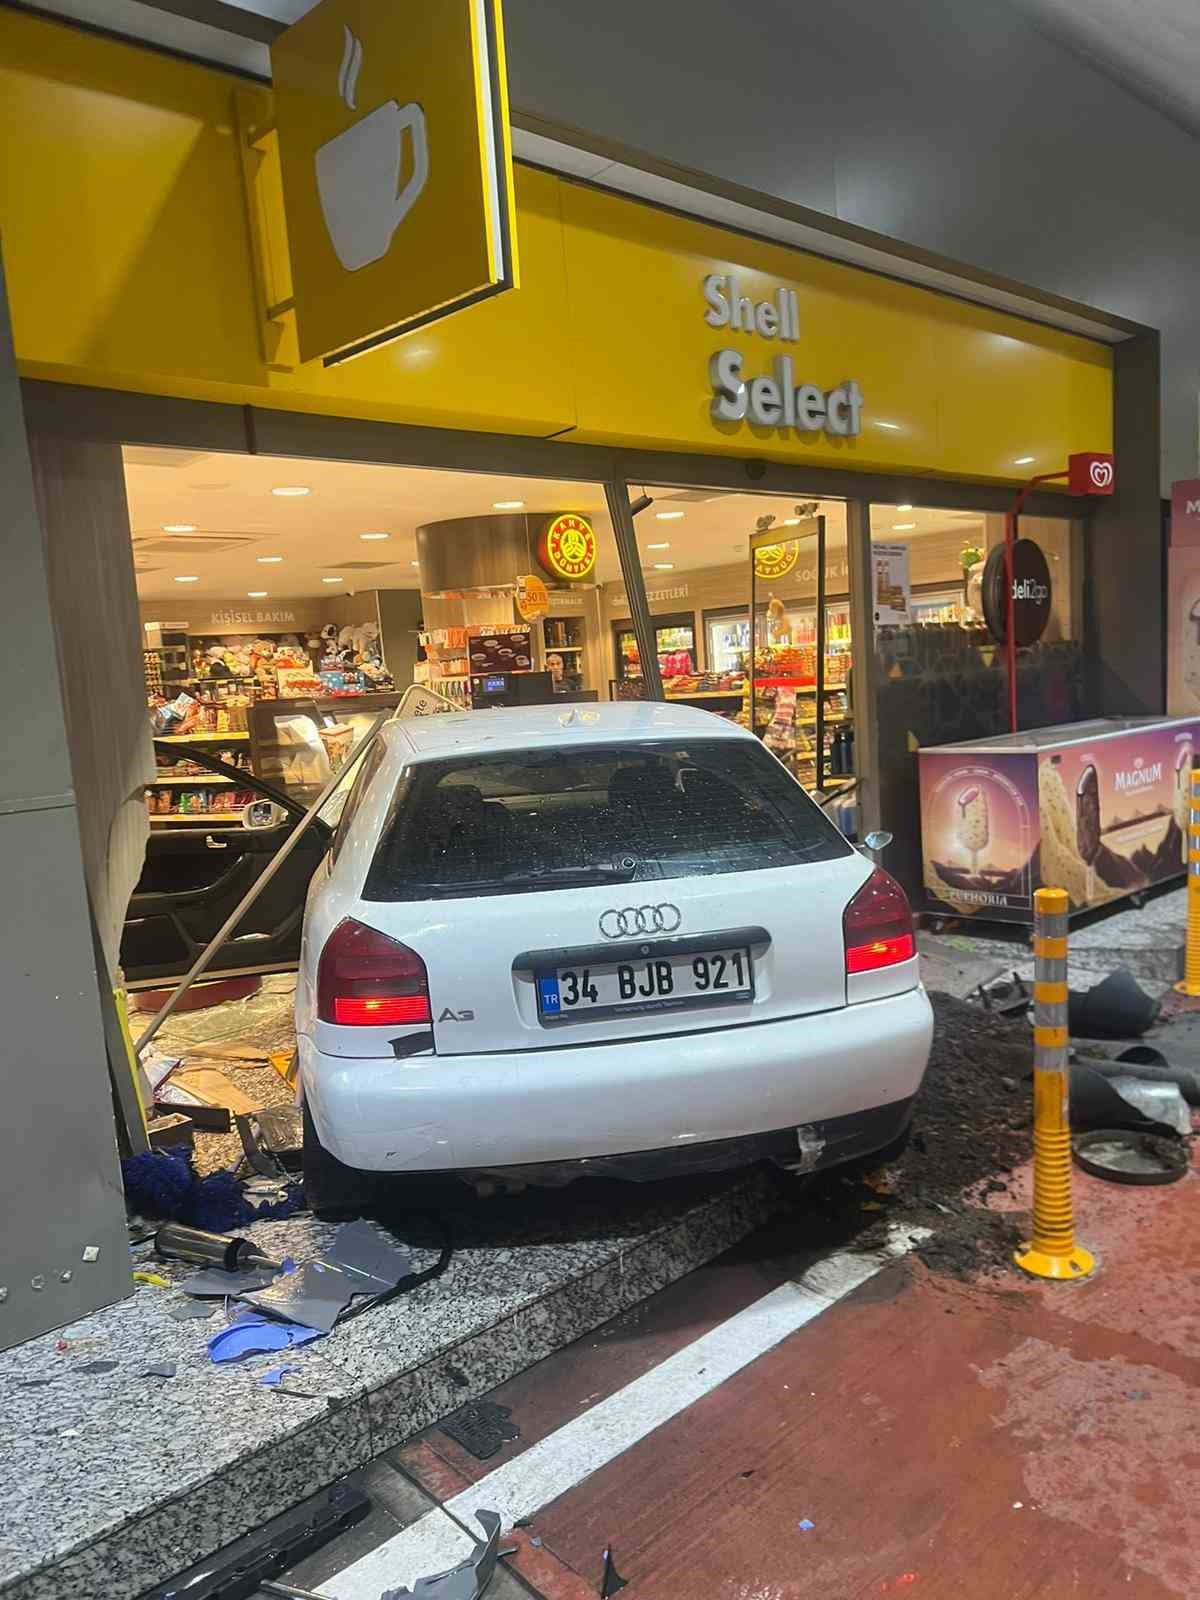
[302,1100,381,1219]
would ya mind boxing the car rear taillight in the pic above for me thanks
[843,867,916,973]
[316,918,431,1026]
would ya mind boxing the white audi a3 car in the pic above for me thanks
[295,702,933,1212]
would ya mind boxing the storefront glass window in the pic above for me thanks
[868,501,1081,889]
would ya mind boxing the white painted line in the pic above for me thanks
[326,1244,911,1600]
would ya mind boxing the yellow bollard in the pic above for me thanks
[1175,770,1200,997]
[1014,887,1095,1282]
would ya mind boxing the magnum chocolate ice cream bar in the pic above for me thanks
[955,784,990,873]
[1075,762,1101,901]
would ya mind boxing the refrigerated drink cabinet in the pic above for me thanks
[919,716,1200,924]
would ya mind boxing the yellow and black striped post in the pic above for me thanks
[1014,887,1095,1282]
[1175,770,1200,998]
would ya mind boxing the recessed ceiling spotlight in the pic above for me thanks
[247,590,268,598]
[173,575,199,583]
[892,522,917,531]
[256,555,284,564]
[646,542,671,550]
[653,562,676,570]
[162,523,197,533]
[1014,456,1036,466]
[272,485,311,497]
[321,575,343,583]
[876,421,902,431]
[360,532,390,541]
[897,504,913,512]
[782,518,801,527]
[656,511,685,520]
[493,499,524,510]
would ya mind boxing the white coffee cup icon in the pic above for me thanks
[316,98,429,271]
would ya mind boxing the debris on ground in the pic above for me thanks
[440,1399,520,1461]
[1068,967,1159,1039]
[599,1547,629,1599]
[1072,1130,1190,1185]
[790,993,1034,1278]
[380,1509,502,1600]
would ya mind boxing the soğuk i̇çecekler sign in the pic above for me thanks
[703,274,864,438]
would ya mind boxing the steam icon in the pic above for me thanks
[315,24,430,272]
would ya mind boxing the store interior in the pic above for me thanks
[128,447,1074,834]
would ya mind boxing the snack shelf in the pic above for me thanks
[148,814,245,826]
[147,775,235,785]
[157,731,249,743]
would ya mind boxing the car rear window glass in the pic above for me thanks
[362,738,851,901]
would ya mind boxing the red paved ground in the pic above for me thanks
[404,1153,1200,1600]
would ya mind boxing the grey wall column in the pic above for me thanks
[605,480,663,700]
[1086,330,1164,715]
[0,240,130,1350]
[845,500,881,840]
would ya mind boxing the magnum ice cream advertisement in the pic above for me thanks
[920,719,1200,922]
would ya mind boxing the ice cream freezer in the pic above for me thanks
[918,717,1200,924]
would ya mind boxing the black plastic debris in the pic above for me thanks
[440,1400,520,1461]
[141,1479,370,1600]
[600,1547,629,1599]
[1068,968,1158,1039]
[1072,1130,1189,1185]
[967,970,1030,1018]
[1069,1063,1190,1137]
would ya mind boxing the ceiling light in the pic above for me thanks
[876,421,901,431]
[653,562,675,570]
[1014,456,1035,465]
[897,504,913,512]
[493,499,524,510]
[656,511,685,520]
[256,555,284,564]
[782,518,801,527]
[646,541,671,550]
[410,560,420,567]
[247,590,268,598]
[272,485,311,497]
[162,523,197,533]
[173,575,199,583]
[892,522,917,531]
[360,532,390,541]
[321,576,343,583]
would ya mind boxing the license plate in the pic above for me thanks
[537,946,753,1021]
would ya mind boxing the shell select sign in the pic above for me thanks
[538,515,597,582]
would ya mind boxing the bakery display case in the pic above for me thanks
[919,716,1200,923]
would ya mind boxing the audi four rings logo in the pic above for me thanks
[599,904,683,938]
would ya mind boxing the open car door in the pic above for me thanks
[120,741,331,991]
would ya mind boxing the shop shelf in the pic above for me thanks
[156,730,250,742]
[148,814,245,825]
[148,774,237,785]
[665,689,745,701]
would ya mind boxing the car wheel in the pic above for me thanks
[302,1100,381,1219]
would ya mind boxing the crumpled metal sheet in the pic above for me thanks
[382,1510,501,1600]
[179,1265,278,1297]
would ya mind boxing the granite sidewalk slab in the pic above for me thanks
[0,1170,781,1600]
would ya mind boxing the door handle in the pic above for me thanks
[204,835,229,849]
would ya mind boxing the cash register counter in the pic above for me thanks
[918,716,1200,924]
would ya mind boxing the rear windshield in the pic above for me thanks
[362,738,851,901]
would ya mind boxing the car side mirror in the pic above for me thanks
[242,799,289,831]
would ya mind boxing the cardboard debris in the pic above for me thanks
[169,1068,260,1116]
[181,1042,273,1066]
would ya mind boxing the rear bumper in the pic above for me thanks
[300,985,933,1174]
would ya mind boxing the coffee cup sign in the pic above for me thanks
[982,539,1053,646]
[272,0,517,365]
[315,30,429,273]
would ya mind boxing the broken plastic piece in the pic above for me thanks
[180,1265,279,1298]
[1068,968,1158,1039]
[133,1271,170,1288]
[599,1547,628,1599]
[324,1220,413,1291]
[381,1509,502,1600]
[77,1359,118,1374]
[208,1312,324,1363]
[440,1400,520,1461]
[260,1364,302,1388]
[170,1299,218,1322]
[798,1520,815,1531]
[142,1361,177,1379]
